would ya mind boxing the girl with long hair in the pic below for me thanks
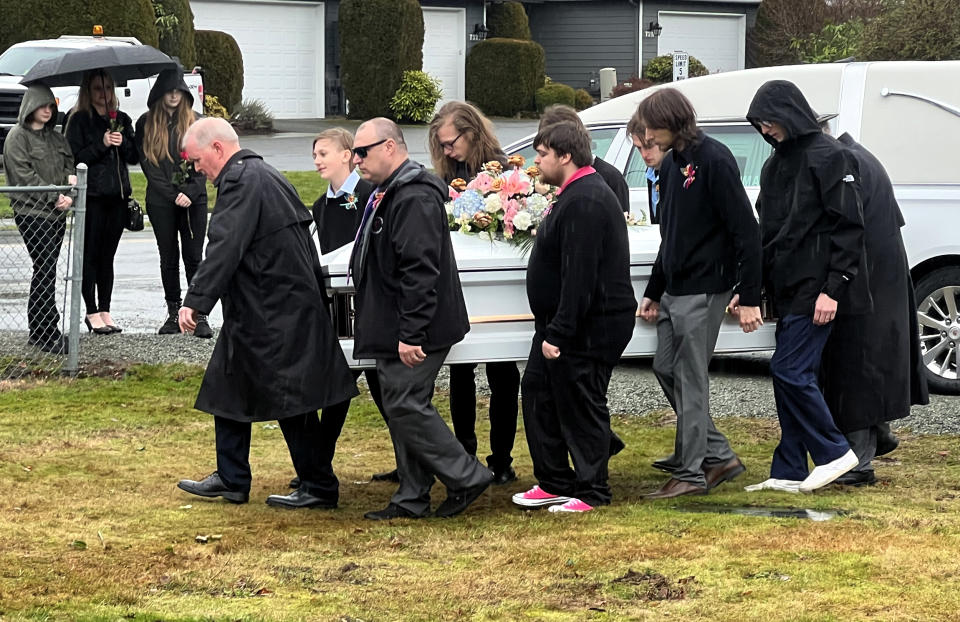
[65,69,139,334]
[135,68,209,337]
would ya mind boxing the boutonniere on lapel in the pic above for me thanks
[341,193,358,210]
[372,191,385,209]
[681,163,697,189]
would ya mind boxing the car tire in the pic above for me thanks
[915,266,960,395]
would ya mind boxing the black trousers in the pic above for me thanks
[449,361,520,472]
[15,214,65,343]
[521,340,615,507]
[215,413,340,499]
[313,367,386,477]
[146,200,207,303]
[81,195,125,314]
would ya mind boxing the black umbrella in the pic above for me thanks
[19,44,177,87]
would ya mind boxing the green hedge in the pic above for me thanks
[466,38,544,116]
[389,70,443,123]
[340,0,423,119]
[644,54,709,82]
[195,30,244,113]
[154,0,197,69]
[487,1,531,40]
[574,88,594,111]
[0,0,157,55]
[860,0,960,61]
[535,82,575,113]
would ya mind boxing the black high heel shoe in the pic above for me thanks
[85,316,113,335]
[106,324,122,334]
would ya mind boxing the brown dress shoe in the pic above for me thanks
[644,477,708,500]
[704,457,746,490]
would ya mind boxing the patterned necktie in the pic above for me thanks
[348,187,380,283]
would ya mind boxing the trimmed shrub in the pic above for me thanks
[0,0,158,54]
[574,88,594,111]
[203,94,229,119]
[340,0,423,119]
[195,29,244,113]
[644,54,709,83]
[231,99,273,131]
[153,0,197,69]
[610,76,654,99]
[860,0,960,61]
[389,70,443,123]
[466,38,545,116]
[535,82,575,113]
[487,1,532,40]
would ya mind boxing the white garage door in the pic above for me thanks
[422,8,465,105]
[190,0,324,118]
[657,12,745,74]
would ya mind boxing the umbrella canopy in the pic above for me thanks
[19,44,177,87]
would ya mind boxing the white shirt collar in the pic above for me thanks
[326,169,361,199]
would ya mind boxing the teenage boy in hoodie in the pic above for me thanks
[2,84,76,354]
[744,80,865,493]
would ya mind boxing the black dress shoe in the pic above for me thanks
[84,317,113,335]
[37,336,69,355]
[371,468,400,482]
[833,470,877,487]
[289,476,300,489]
[651,455,679,473]
[492,466,517,486]
[106,324,122,334]
[363,503,427,520]
[435,478,492,518]
[266,488,337,509]
[177,472,249,504]
[877,431,900,457]
[609,432,626,457]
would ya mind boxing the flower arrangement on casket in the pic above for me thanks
[445,155,556,246]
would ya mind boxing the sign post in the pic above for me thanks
[673,51,689,82]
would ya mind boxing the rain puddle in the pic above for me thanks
[672,505,847,522]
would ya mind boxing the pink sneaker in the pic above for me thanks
[548,498,595,513]
[511,485,571,507]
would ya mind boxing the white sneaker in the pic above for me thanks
[743,478,804,493]
[798,449,859,492]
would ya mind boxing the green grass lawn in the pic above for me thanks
[1,171,328,219]
[1,364,959,621]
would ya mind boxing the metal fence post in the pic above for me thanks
[64,164,87,376]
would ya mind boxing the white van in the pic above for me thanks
[322,61,960,394]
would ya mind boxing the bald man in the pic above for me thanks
[349,117,493,520]
[175,118,358,509]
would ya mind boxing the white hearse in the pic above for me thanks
[323,61,960,394]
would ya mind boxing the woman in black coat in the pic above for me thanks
[135,68,209,337]
[66,69,139,334]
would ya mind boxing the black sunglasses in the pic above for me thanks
[353,138,388,159]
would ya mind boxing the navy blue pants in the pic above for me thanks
[769,314,850,480]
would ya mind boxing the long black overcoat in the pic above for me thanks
[818,134,929,432]
[184,149,358,422]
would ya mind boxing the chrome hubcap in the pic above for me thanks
[918,285,960,381]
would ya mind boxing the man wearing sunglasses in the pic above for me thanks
[349,117,493,520]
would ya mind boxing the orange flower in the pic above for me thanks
[507,154,526,169]
[490,177,505,191]
[450,178,468,191]
[484,161,503,175]
[526,165,540,178]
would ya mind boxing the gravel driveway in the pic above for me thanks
[65,332,960,436]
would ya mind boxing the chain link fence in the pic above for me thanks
[0,164,86,380]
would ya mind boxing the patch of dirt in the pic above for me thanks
[77,359,135,379]
[611,569,695,601]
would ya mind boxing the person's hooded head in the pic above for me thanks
[142,67,197,166]
[17,84,59,130]
[147,66,194,111]
[747,80,821,147]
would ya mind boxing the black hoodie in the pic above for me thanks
[134,68,207,208]
[350,159,470,358]
[747,80,872,317]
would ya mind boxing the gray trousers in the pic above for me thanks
[653,291,736,486]
[846,422,890,473]
[377,348,492,515]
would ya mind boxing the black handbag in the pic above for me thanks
[125,197,144,231]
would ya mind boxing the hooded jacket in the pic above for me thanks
[134,68,207,208]
[350,159,470,358]
[65,98,138,199]
[747,80,872,317]
[1,85,75,220]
